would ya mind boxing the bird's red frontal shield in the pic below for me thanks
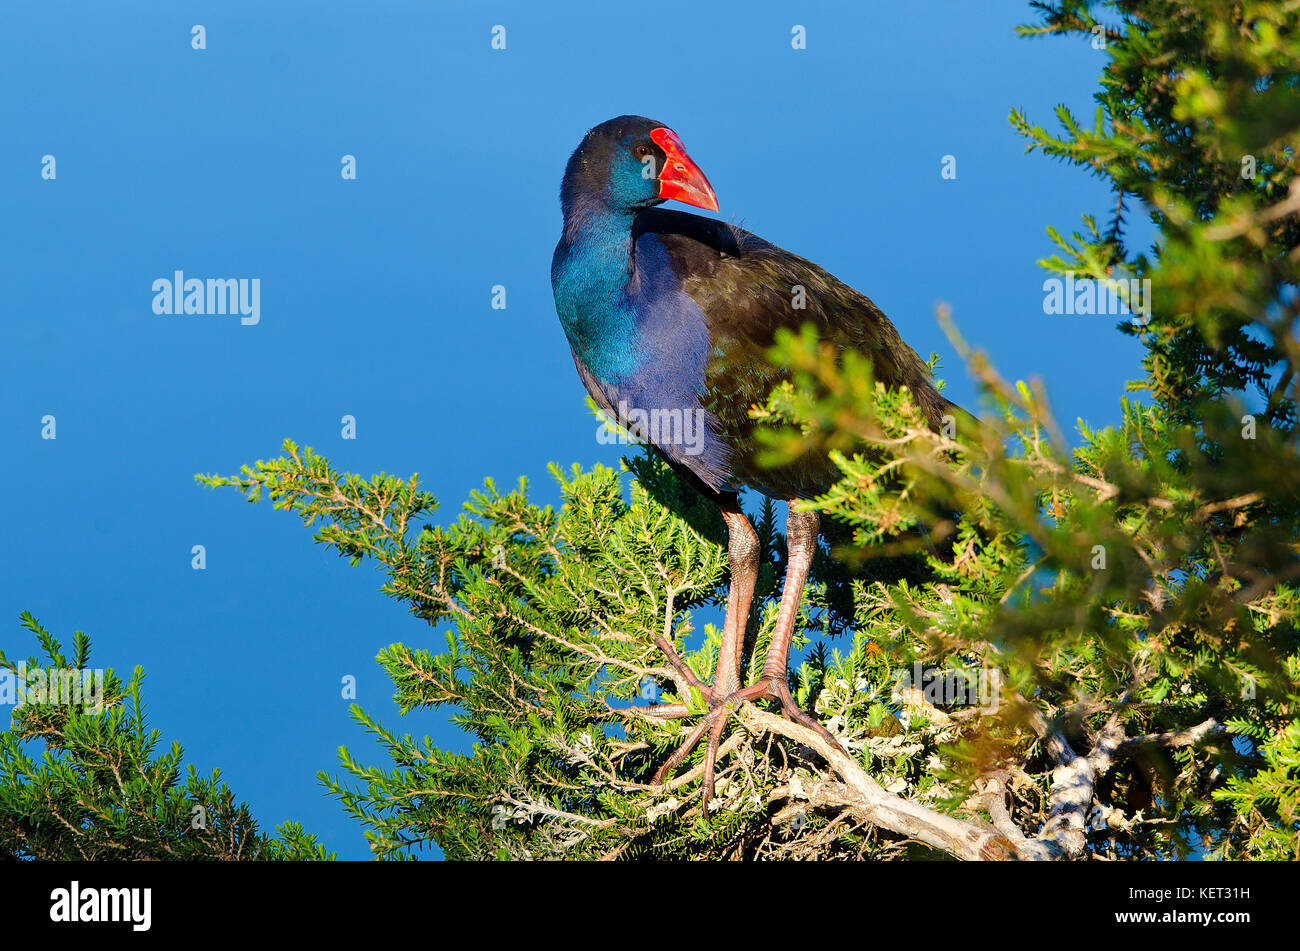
[650,127,720,212]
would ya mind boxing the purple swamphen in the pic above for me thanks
[551,115,959,807]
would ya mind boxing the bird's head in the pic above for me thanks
[560,115,719,219]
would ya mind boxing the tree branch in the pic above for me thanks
[738,705,1020,861]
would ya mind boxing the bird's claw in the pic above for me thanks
[648,675,843,814]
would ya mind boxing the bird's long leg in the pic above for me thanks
[753,505,846,748]
[648,502,847,810]
[686,506,845,777]
[648,498,758,807]
[715,500,760,698]
[759,506,819,685]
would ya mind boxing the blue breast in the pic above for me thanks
[552,225,734,491]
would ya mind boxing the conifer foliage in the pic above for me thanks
[0,613,332,860]
[4,0,1299,860]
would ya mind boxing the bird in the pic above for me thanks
[550,115,960,808]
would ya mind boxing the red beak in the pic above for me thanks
[650,127,720,212]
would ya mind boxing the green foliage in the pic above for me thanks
[753,315,1300,858]
[6,0,1298,862]
[0,613,333,860]
[1214,716,1300,859]
[200,444,881,858]
[1006,0,1300,856]
[182,0,1294,860]
[1012,0,1300,424]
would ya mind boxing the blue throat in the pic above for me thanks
[551,191,733,490]
[551,200,646,383]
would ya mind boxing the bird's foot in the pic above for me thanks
[647,675,846,813]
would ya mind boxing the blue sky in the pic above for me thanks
[1,0,1146,859]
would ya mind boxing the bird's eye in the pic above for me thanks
[636,145,650,157]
